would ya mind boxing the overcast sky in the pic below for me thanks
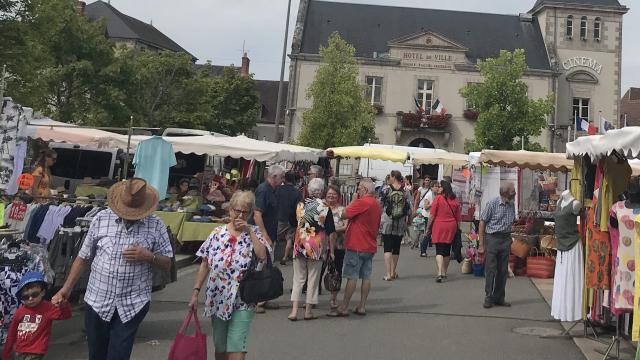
[104,0,638,91]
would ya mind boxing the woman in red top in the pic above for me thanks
[426,181,461,283]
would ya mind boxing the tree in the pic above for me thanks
[207,66,259,135]
[297,32,375,148]
[460,49,554,152]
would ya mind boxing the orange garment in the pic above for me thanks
[31,165,51,199]
[585,207,610,289]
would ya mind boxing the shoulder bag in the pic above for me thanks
[444,198,463,263]
[239,251,284,304]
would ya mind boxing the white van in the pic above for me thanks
[48,143,120,193]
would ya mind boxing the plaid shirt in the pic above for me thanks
[480,197,516,234]
[78,209,173,322]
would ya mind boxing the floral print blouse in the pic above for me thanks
[294,198,335,260]
[196,225,271,321]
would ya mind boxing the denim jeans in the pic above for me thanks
[420,234,432,254]
[85,302,150,360]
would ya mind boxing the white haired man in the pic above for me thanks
[478,182,517,309]
[328,179,382,317]
[252,164,285,313]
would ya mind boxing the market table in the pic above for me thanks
[153,211,186,235]
[178,222,222,243]
[74,185,108,197]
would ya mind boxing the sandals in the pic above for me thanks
[383,275,393,281]
[352,308,367,316]
[436,275,443,283]
[287,315,298,321]
[327,310,350,317]
[304,315,319,320]
[392,273,399,279]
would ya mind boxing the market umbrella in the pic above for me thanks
[325,146,409,164]
[480,150,574,172]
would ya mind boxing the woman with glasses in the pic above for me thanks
[325,184,347,309]
[189,191,270,359]
[29,149,57,201]
[288,178,336,321]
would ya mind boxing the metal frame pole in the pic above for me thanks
[274,0,292,143]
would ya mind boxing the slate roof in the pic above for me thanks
[255,80,288,124]
[85,1,195,58]
[532,0,625,10]
[299,1,551,71]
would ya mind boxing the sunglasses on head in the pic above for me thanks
[21,289,43,301]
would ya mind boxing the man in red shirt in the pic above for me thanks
[328,179,382,317]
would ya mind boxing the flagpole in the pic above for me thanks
[625,114,628,128]
[598,110,602,134]
[574,111,578,141]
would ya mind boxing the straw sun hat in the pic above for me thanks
[107,178,159,220]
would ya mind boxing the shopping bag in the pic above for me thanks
[168,309,207,360]
[526,248,555,279]
[323,259,342,292]
[510,238,531,259]
[461,258,473,274]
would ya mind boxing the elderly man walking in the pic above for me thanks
[478,182,517,309]
[52,178,173,360]
[328,179,382,317]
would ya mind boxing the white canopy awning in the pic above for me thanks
[566,127,640,160]
[480,150,573,172]
[106,134,323,162]
[412,152,469,167]
[26,118,118,147]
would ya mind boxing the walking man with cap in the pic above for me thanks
[478,182,517,309]
[52,178,173,360]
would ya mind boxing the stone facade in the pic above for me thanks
[285,0,628,153]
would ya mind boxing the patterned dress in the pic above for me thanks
[609,201,640,314]
[196,225,271,321]
[585,207,610,289]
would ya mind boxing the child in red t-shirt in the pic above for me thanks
[2,272,71,360]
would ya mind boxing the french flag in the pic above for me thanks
[575,115,589,132]
[414,97,424,113]
[432,99,446,114]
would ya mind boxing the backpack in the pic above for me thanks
[385,187,409,220]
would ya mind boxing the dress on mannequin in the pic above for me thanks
[551,192,584,322]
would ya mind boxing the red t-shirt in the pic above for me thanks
[344,195,382,253]
[2,301,72,359]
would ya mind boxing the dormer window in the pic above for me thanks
[594,17,601,41]
[566,15,573,39]
[580,16,588,40]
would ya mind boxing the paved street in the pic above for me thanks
[46,246,585,360]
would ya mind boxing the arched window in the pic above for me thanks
[594,17,602,41]
[566,15,573,38]
[580,16,588,40]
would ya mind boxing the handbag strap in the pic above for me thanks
[179,309,203,335]
[443,197,459,226]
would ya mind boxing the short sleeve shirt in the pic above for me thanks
[344,196,382,253]
[78,209,173,323]
[251,181,278,242]
[133,137,177,199]
[480,197,516,234]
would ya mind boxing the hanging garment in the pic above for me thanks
[633,215,640,341]
[0,100,28,192]
[133,136,177,199]
[551,242,584,321]
[599,158,631,232]
[609,201,639,314]
[586,207,610,289]
[24,205,50,243]
[0,245,45,344]
[5,141,27,195]
[36,205,72,245]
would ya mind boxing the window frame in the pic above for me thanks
[580,16,588,40]
[416,79,435,115]
[593,17,601,41]
[365,76,383,105]
[572,98,590,123]
[566,15,574,39]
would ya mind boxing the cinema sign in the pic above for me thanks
[562,56,603,74]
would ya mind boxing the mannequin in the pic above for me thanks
[559,190,582,215]
[551,189,584,322]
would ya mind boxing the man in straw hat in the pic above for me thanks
[52,178,173,360]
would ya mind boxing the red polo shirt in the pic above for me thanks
[344,195,382,253]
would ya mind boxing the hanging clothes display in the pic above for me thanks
[0,99,28,192]
[608,200,638,314]
[551,199,583,321]
[0,242,46,344]
[585,206,610,289]
[133,136,177,199]
[599,157,631,232]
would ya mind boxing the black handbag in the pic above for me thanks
[239,252,284,304]
[323,259,341,292]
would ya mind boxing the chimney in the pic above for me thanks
[77,1,86,16]
[240,52,250,77]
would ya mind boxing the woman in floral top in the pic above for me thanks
[288,178,335,321]
[189,191,270,359]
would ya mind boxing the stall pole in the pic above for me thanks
[123,115,133,180]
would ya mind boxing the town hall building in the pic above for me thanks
[284,0,629,153]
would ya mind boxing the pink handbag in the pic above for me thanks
[168,309,207,360]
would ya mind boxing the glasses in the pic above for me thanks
[21,289,42,301]
[232,208,251,215]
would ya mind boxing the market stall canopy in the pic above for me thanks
[566,127,640,160]
[412,152,468,167]
[325,146,409,164]
[106,134,322,162]
[26,118,119,147]
[480,150,573,172]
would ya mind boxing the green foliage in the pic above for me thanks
[1,0,259,135]
[298,32,375,149]
[460,49,554,152]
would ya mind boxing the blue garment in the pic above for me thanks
[133,137,177,199]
